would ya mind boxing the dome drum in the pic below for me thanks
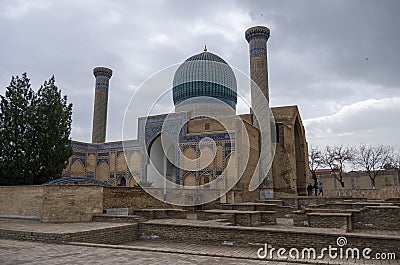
[173,81,237,109]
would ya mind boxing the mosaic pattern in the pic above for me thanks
[67,111,238,188]
[245,26,270,58]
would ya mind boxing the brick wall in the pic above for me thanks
[131,209,187,219]
[352,206,400,230]
[0,224,138,244]
[139,222,400,255]
[307,213,351,231]
[260,211,277,224]
[293,210,307,227]
[0,186,43,218]
[323,187,400,200]
[0,186,168,222]
[92,214,143,223]
[103,187,165,209]
[221,203,293,218]
[235,211,261,226]
[295,205,400,231]
[197,210,262,227]
[41,185,103,222]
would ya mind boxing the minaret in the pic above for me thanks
[245,26,270,126]
[245,26,270,103]
[245,26,273,195]
[92,67,112,143]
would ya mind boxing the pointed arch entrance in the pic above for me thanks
[146,135,177,188]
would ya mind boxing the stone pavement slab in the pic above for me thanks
[0,239,398,264]
[0,239,307,265]
[123,240,398,265]
[0,218,131,233]
[0,218,398,264]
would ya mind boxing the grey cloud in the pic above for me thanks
[304,98,400,149]
[0,0,399,149]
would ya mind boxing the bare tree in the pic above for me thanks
[309,146,323,186]
[321,145,354,188]
[391,151,400,169]
[353,144,393,189]
[395,151,400,186]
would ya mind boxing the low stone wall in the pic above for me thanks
[352,206,400,230]
[92,214,143,223]
[221,203,277,211]
[324,202,354,209]
[103,187,166,209]
[0,186,43,218]
[197,210,234,223]
[293,210,307,227]
[298,197,327,208]
[197,210,267,227]
[295,204,400,231]
[324,187,400,200]
[307,213,351,231]
[235,211,261,227]
[221,203,293,219]
[293,210,351,230]
[0,185,171,223]
[256,199,284,206]
[276,196,329,209]
[275,206,295,218]
[131,209,187,220]
[41,185,103,222]
[140,221,400,255]
[260,211,277,225]
[0,224,138,244]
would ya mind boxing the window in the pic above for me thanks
[274,122,284,146]
[275,123,280,143]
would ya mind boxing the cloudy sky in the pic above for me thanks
[1,0,399,150]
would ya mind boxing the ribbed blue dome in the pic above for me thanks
[172,51,237,109]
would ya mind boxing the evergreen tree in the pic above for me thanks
[33,76,73,184]
[0,74,35,185]
[0,73,73,185]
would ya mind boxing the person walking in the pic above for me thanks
[318,182,324,196]
[307,183,313,196]
[314,183,318,196]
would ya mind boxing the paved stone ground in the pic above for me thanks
[0,240,307,265]
[0,218,131,233]
[123,240,398,265]
[0,239,398,265]
[0,218,398,264]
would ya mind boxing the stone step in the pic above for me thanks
[213,218,231,223]
[256,199,284,206]
[92,214,146,223]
